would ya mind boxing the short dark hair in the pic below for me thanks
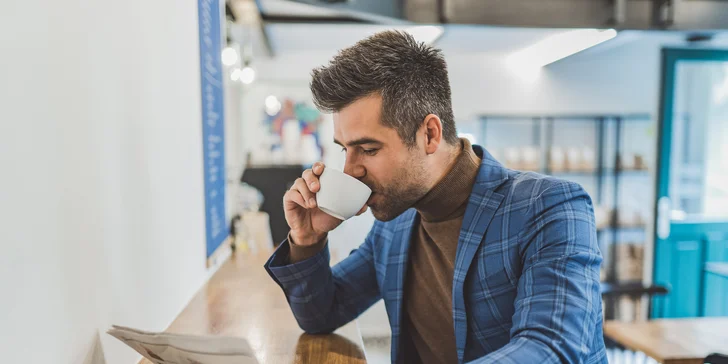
[310,30,458,147]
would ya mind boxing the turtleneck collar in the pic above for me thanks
[413,138,481,222]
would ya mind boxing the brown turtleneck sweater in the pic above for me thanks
[404,139,481,364]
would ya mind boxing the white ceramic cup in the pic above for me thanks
[317,167,372,220]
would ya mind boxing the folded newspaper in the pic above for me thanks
[107,325,257,364]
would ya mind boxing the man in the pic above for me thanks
[264,31,607,363]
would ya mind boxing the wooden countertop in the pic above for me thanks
[604,318,728,364]
[139,250,367,364]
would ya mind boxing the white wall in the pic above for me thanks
[1,1,209,363]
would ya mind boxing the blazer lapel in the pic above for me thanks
[383,209,417,363]
[452,145,508,363]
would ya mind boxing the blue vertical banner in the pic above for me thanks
[198,0,227,258]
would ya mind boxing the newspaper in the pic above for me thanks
[107,325,258,364]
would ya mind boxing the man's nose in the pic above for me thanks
[343,160,366,180]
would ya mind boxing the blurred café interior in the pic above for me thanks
[2,0,728,363]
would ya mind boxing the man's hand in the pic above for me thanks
[284,162,367,246]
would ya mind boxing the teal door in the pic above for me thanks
[653,49,728,318]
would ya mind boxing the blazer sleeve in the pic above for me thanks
[264,225,382,334]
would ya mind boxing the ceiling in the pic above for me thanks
[265,24,572,55]
[257,0,344,18]
[257,0,406,24]
[262,0,728,30]
[226,0,728,62]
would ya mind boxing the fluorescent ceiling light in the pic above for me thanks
[405,25,444,44]
[507,28,618,69]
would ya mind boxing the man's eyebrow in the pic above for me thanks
[333,137,384,147]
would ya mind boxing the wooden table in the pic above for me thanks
[139,251,367,363]
[604,318,728,364]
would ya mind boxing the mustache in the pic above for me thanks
[361,180,379,193]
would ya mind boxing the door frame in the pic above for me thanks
[653,48,728,317]
[656,48,728,206]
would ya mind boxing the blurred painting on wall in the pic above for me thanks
[255,96,324,166]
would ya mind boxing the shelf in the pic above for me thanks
[508,168,651,176]
[600,281,669,296]
[480,113,652,121]
[613,168,651,175]
[549,168,650,177]
[597,225,647,233]
[597,241,648,247]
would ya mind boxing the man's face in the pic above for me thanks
[333,94,429,221]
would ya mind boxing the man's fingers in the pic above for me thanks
[291,178,316,208]
[284,189,307,210]
[312,162,325,177]
[302,169,320,193]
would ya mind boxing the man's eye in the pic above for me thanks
[340,147,347,153]
[363,149,378,156]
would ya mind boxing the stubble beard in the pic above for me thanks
[366,154,429,222]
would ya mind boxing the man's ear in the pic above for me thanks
[422,114,443,155]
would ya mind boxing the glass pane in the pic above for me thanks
[669,61,728,221]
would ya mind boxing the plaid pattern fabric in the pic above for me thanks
[265,145,607,364]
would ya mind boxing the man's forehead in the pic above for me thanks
[333,95,382,126]
[333,111,381,132]
[332,95,385,139]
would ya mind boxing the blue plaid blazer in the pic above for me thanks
[265,145,607,363]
